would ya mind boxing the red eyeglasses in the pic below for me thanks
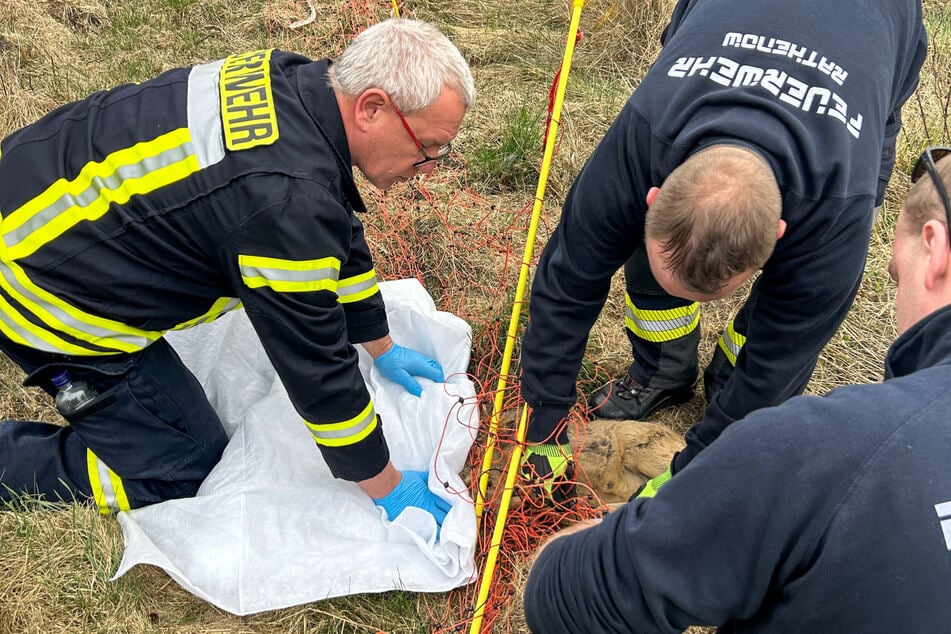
[391,102,452,168]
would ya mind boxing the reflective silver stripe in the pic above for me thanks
[936,502,951,550]
[0,293,67,351]
[626,304,699,333]
[625,295,700,343]
[172,297,242,330]
[214,296,243,314]
[304,401,378,447]
[242,265,338,284]
[3,142,196,253]
[95,458,120,513]
[0,260,156,353]
[187,59,226,168]
[87,450,130,514]
[717,319,747,365]
[238,254,341,293]
[336,270,378,303]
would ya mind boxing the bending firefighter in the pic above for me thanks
[0,19,474,531]
[518,0,926,501]
[523,146,951,633]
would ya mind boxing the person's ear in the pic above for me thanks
[646,186,661,206]
[777,219,787,240]
[922,219,950,290]
[353,89,389,132]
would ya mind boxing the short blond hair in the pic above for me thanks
[645,145,782,295]
[901,151,951,236]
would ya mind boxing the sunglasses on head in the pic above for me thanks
[910,146,951,236]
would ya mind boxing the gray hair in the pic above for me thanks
[330,18,475,113]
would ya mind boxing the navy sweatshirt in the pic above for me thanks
[520,0,927,458]
[524,304,951,633]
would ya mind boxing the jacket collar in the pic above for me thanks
[885,304,951,379]
[296,59,367,213]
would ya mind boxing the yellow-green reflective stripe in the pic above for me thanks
[337,269,378,304]
[305,401,378,448]
[0,258,160,354]
[87,449,108,513]
[172,297,242,330]
[717,319,746,365]
[636,467,672,499]
[625,295,700,343]
[239,254,341,293]
[0,290,87,352]
[0,267,126,355]
[86,449,131,515]
[2,128,199,260]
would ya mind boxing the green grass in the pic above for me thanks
[468,102,545,192]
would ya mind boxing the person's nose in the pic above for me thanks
[415,161,438,175]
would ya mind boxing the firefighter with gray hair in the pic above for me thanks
[0,18,474,533]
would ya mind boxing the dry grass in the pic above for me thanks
[1,0,950,632]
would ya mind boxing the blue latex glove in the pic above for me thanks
[371,470,452,527]
[373,343,445,397]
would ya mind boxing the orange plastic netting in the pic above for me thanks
[270,3,610,630]
[365,170,611,632]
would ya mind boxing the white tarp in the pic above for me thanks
[112,279,479,615]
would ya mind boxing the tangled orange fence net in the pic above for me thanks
[366,177,611,632]
[270,1,610,630]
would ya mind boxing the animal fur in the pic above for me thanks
[571,419,685,503]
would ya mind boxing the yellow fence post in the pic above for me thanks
[470,1,586,631]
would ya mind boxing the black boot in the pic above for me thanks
[587,373,694,420]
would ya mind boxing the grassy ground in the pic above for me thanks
[1,0,950,632]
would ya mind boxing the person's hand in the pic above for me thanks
[371,470,451,526]
[520,443,576,506]
[373,343,444,396]
[532,518,602,562]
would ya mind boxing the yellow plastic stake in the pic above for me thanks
[470,1,586,632]
[474,0,586,527]
[469,404,529,634]
[390,0,400,17]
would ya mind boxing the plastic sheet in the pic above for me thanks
[112,279,479,615]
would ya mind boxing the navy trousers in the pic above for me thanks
[0,335,227,511]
